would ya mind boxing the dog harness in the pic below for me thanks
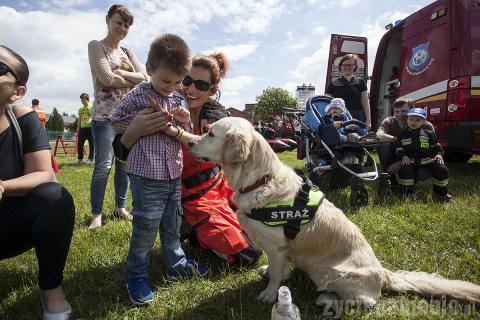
[246,174,324,240]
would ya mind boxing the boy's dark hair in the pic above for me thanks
[80,93,89,101]
[392,96,414,109]
[147,34,191,75]
[107,4,133,26]
[0,45,29,86]
[32,98,39,105]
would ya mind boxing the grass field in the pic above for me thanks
[1,152,480,319]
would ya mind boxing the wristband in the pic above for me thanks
[175,127,185,139]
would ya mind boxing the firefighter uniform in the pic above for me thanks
[395,127,449,196]
[181,100,261,265]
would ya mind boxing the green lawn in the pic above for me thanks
[1,152,480,319]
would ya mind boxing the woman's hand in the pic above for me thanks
[435,154,444,165]
[130,108,171,137]
[113,68,125,77]
[401,155,411,166]
[171,107,191,125]
[0,180,4,201]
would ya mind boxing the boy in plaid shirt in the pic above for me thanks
[112,34,207,305]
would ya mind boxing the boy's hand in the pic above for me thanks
[333,121,342,128]
[171,107,191,125]
[162,125,178,138]
[401,155,411,166]
[435,154,444,165]
[145,93,168,113]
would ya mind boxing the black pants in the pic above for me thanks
[78,127,94,160]
[397,161,449,195]
[0,183,75,290]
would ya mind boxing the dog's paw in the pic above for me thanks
[257,265,269,278]
[257,288,277,303]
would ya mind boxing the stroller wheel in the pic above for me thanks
[377,173,392,202]
[350,186,369,208]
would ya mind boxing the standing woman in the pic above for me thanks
[87,4,147,229]
[0,46,75,319]
[325,53,372,129]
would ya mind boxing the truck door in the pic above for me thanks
[325,34,368,93]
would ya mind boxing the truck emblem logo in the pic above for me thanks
[407,42,434,75]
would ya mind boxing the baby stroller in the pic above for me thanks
[298,95,379,208]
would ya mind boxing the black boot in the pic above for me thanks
[401,185,414,198]
[432,185,453,203]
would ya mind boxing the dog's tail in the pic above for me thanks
[383,269,480,303]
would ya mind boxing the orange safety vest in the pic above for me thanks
[34,108,47,128]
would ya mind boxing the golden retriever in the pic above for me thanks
[189,117,480,308]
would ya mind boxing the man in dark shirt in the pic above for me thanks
[376,97,434,174]
[395,108,452,202]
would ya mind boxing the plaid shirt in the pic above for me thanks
[112,82,188,180]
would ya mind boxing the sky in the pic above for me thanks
[0,0,436,115]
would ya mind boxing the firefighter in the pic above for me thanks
[395,108,452,202]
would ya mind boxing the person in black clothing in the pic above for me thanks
[395,108,452,202]
[0,45,75,319]
[325,53,372,129]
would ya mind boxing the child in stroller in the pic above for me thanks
[323,98,368,145]
[300,95,379,208]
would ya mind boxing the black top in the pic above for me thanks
[395,127,443,160]
[325,76,367,111]
[0,110,50,181]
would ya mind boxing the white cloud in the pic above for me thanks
[288,36,331,94]
[222,75,257,96]
[340,0,360,8]
[0,6,105,114]
[313,25,326,36]
[207,43,258,61]
[306,0,359,9]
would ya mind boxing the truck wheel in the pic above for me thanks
[444,152,472,163]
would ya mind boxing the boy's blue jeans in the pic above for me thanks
[90,120,129,214]
[125,175,187,280]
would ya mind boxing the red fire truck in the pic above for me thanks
[326,0,480,161]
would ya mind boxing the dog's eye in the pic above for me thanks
[208,131,214,137]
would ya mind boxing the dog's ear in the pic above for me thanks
[221,128,249,164]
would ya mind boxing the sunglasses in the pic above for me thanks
[341,63,356,68]
[182,75,213,91]
[0,61,20,84]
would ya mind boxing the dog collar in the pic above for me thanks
[239,174,272,194]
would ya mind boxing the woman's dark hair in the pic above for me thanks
[107,4,134,26]
[192,52,230,85]
[0,45,29,86]
[338,53,359,71]
[80,93,90,101]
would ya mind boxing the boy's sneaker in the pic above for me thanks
[166,259,208,282]
[126,277,154,305]
[432,193,453,203]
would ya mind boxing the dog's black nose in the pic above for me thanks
[188,141,196,148]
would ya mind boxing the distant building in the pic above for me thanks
[296,84,316,109]
[226,107,251,121]
[225,103,258,123]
